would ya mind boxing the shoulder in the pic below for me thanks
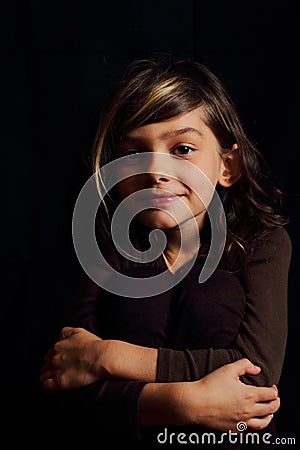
[237,227,292,285]
[250,226,292,266]
[253,226,291,254]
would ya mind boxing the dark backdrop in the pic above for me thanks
[1,0,298,446]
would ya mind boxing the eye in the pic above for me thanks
[123,150,143,161]
[172,145,194,156]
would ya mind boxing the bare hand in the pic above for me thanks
[40,327,109,392]
[184,358,279,431]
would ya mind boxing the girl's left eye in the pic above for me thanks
[172,146,194,156]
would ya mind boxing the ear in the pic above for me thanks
[218,144,241,188]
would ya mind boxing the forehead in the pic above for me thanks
[122,106,212,141]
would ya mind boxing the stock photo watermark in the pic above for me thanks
[156,422,296,446]
[72,152,227,297]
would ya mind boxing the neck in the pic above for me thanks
[163,212,205,272]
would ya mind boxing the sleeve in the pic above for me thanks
[56,378,147,439]
[157,227,292,386]
[53,276,148,440]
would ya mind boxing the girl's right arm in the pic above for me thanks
[139,358,279,432]
[40,311,279,438]
[46,357,278,439]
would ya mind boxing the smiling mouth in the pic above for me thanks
[137,190,185,207]
[148,195,182,207]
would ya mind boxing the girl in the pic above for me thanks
[40,57,291,448]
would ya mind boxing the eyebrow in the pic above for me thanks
[121,127,203,144]
[159,127,203,140]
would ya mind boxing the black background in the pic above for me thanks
[1,0,298,446]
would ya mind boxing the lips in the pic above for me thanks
[138,189,185,207]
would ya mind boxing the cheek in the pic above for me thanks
[183,169,218,208]
[199,153,222,180]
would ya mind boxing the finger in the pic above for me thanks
[247,414,274,431]
[42,377,61,392]
[40,370,57,383]
[271,384,278,395]
[40,361,53,372]
[252,398,280,417]
[41,352,61,372]
[251,384,278,403]
[60,326,75,340]
[229,358,261,378]
[40,366,63,380]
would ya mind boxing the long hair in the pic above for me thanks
[91,56,288,271]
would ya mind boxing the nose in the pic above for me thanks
[146,171,171,184]
[145,154,172,185]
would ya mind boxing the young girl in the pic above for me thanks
[40,57,291,448]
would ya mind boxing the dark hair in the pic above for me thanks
[92,56,289,271]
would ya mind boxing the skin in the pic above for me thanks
[40,108,279,431]
[116,107,239,268]
[40,327,279,431]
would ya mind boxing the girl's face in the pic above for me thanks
[116,107,226,231]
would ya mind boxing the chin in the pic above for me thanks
[136,210,180,230]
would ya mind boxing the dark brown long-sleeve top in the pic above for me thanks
[157,226,292,385]
[57,226,291,444]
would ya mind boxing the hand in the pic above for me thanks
[40,327,110,392]
[182,358,279,431]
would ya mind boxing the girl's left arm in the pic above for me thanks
[41,226,292,388]
[95,226,292,387]
[156,226,292,386]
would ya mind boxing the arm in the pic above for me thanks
[41,227,291,389]
[40,241,283,437]
[40,279,151,438]
[93,227,292,386]
[156,226,292,386]
[40,326,158,390]
[41,353,279,436]
[139,358,279,431]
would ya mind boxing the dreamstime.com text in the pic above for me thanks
[156,422,296,446]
